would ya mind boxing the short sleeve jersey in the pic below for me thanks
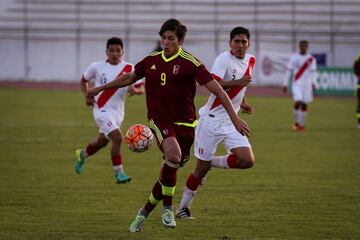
[198,51,256,120]
[83,60,134,121]
[287,53,317,87]
[135,48,213,123]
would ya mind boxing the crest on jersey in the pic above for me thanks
[162,129,169,136]
[173,65,180,74]
[151,64,156,70]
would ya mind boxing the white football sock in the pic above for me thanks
[293,109,301,124]
[113,164,123,173]
[178,187,196,209]
[298,110,307,126]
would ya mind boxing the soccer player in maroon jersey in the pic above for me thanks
[87,19,250,232]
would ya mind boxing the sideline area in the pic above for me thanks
[0,80,286,97]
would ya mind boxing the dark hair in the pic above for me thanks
[159,19,187,40]
[230,26,250,41]
[106,37,123,49]
[299,40,309,45]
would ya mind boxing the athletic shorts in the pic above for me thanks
[149,118,195,164]
[292,85,313,103]
[194,117,251,161]
[94,112,122,138]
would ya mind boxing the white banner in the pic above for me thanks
[258,51,290,86]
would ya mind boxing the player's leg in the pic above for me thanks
[75,133,109,174]
[130,120,182,231]
[298,86,313,130]
[129,180,162,232]
[357,82,360,128]
[211,147,254,169]
[161,123,196,227]
[76,113,115,174]
[159,136,182,228]
[107,129,131,184]
[211,128,254,169]
[176,159,210,219]
[291,85,303,130]
[177,118,219,219]
[130,137,180,231]
[292,101,302,130]
[298,102,308,130]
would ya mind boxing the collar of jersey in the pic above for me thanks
[229,50,245,62]
[161,47,182,62]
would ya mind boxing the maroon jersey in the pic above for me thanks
[135,48,213,123]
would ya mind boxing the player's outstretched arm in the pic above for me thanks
[87,72,141,97]
[205,80,250,137]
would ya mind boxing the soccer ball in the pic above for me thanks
[125,124,153,152]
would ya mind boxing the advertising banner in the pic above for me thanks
[316,67,357,96]
[258,51,356,96]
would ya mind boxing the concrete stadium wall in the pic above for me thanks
[0,0,359,85]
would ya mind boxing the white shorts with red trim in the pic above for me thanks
[292,85,313,103]
[194,117,251,161]
[94,110,123,138]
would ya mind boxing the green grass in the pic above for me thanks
[0,88,359,240]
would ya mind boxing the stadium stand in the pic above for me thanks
[0,0,359,82]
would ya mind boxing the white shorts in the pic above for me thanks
[194,117,251,161]
[94,111,122,138]
[292,85,313,103]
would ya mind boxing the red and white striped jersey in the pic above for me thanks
[198,51,256,120]
[284,53,317,87]
[83,60,134,120]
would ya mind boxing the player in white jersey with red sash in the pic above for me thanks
[283,40,317,131]
[176,27,255,219]
[74,37,144,184]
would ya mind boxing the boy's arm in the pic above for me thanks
[87,71,141,97]
[80,76,94,106]
[240,96,253,114]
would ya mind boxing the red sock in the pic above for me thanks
[144,180,162,213]
[85,144,98,156]
[186,173,201,191]
[227,154,238,168]
[111,155,122,166]
[161,164,178,206]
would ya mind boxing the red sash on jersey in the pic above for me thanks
[294,57,313,81]
[97,64,132,108]
[210,56,255,110]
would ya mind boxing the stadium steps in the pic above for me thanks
[0,0,359,41]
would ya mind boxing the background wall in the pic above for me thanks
[0,0,359,85]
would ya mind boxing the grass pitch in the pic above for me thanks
[0,88,359,240]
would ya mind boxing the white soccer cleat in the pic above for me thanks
[129,209,146,232]
[162,209,176,228]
